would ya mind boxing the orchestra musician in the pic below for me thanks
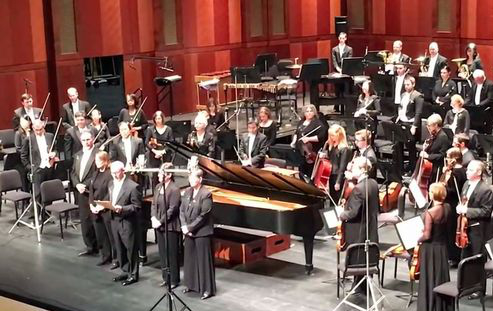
[238,119,269,168]
[441,147,467,266]
[206,97,225,130]
[61,87,91,129]
[338,156,379,293]
[423,42,448,79]
[64,112,98,166]
[320,124,352,200]
[258,106,277,147]
[464,69,493,133]
[109,121,145,169]
[354,80,381,136]
[89,151,117,267]
[20,119,57,210]
[13,93,41,131]
[292,104,327,180]
[395,75,423,175]
[385,40,411,74]
[186,114,216,158]
[443,94,470,135]
[108,161,142,286]
[463,43,483,77]
[151,163,181,288]
[392,63,409,107]
[71,130,98,257]
[419,114,451,181]
[353,129,377,179]
[90,109,110,146]
[118,93,148,139]
[331,32,353,111]
[452,133,477,168]
[145,111,174,188]
[14,117,31,192]
[180,169,216,300]
[416,182,454,311]
[455,160,493,299]
[431,66,457,119]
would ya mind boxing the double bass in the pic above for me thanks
[409,133,435,203]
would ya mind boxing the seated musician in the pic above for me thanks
[319,124,352,200]
[423,42,448,79]
[13,93,41,131]
[238,119,269,168]
[354,80,380,136]
[206,97,225,130]
[291,104,327,181]
[186,114,216,158]
[109,121,145,169]
[64,112,98,166]
[353,129,377,179]
[443,94,470,135]
[258,107,277,147]
[385,40,411,74]
[419,114,451,180]
[452,133,477,167]
[464,69,493,133]
[90,109,110,145]
[395,75,423,175]
[431,66,457,119]
[118,93,148,139]
[338,156,379,294]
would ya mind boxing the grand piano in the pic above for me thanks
[167,142,326,274]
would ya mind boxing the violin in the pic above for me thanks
[455,196,469,248]
[439,158,456,185]
[409,244,420,281]
[149,137,163,149]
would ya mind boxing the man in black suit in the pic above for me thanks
[71,130,98,257]
[396,75,424,175]
[107,161,142,286]
[64,111,98,167]
[109,121,145,168]
[464,69,493,133]
[354,129,377,179]
[423,42,448,79]
[61,87,91,129]
[238,119,269,168]
[419,114,451,179]
[385,40,411,74]
[331,32,353,111]
[453,133,477,167]
[20,119,56,205]
[13,93,42,130]
[392,64,408,108]
[338,156,379,294]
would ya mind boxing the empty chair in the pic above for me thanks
[40,179,78,240]
[0,170,31,220]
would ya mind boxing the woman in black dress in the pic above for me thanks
[441,147,467,266]
[90,109,110,147]
[443,94,470,135]
[354,80,381,136]
[180,169,216,300]
[206,97,225,130]
[151,163,181,288]
[89,151,116,267]
[291,104,327,180]
[118,93,148,139]
[432,66,457,120]
[258,106,277,147]
[145,111,174,187]
[186,114,216,158]
[417,182,453,311]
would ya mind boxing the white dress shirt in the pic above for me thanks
[394,75,405,104]
[35,134,51,168]
[338,44,345,59]
[466,180,480,200]
[122,138,133,167]
[25,108,36,121]
[248,134,256,159]
[79,147,93,181]
[475,83,483,105]
[398,92,413,123]
[427,55,438,77]
[71,99,80,114]
[112,177,125,206]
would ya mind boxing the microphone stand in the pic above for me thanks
[9,132,42,242]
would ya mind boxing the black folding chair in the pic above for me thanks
[0,170,31,220]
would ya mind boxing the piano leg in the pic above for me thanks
[303,234,315,275]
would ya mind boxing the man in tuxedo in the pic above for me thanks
[13,93,42,130]
[453,133,477,167]
[396,76,424,175]
[464,69,493,133]
[393,64,408,107]
[419,114,451,180]
[64,112,98,167]
[20,119,56,205]
[424,42,448,79]
[238,119,269,168]
[385,40,411,74]
[71,130,98,257]
[331,32,353,111]
[61,87,91,129]
[109,122,145,168]
[106,161,142,286]
[338,156,379,294]
[354,129,377,179]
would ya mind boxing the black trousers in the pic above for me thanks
[112,218,139,279]
[394,123,418,175]
[156,230,181,285]
[93,211,116,261]
[461,225,487,259]
[76,192,97,251]
[33,167,53,218]
[183,235,216,295]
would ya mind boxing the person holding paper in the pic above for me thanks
[417,182,453,311]
[151,163,181,288]
[338,156,379,294]
[180,169,216,300]
[238,118,269,168]
[108,161,142,286]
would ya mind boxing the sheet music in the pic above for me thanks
[322,210,339,229]
[409,179,428,209]
[395,216,424,250]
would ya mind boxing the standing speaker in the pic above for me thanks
[335,16,348,35]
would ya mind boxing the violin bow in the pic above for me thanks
[130,96,148,125]
[38,92,51,120]
[298,125,321,141]
[48,117,63,153]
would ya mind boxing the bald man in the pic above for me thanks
[61,87,92,129]
[424,42,448,79]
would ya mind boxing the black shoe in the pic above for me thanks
[468,292,481,300]
[122,277,138,286]
[110,262,119,270]
[182,287,191,294]
[139,256,148,265]
[113,274,128,282]
[96,258,111,266]
[78,249,97,257]
[305,264,314,275]
[200,292,213,300]
[448,260,459,268]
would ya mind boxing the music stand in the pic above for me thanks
[371,73,392,98]
[364,51,384,65]
[415,77,436,102]
[254,53,277,77]
[307,58,330,75]
[382,121,412,180]
[341,57,364,76]
[231,66,261,84]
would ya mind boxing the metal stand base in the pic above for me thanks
[333,275,389,311]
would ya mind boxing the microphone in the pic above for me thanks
[158,66,174,72]
[24,78,33,84]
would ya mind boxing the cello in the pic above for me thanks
[409,244,420,281]
[409,133,435,203]
[311,141,332,189]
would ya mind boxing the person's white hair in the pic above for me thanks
[67,87,78,95]
[393,40,402,48]
[429,42,439,51]
[194,114,208,125]
[110,161,125,173]
[473,69,485,79]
